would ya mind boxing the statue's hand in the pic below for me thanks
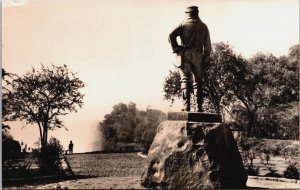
[174,45,185,55]
[174,46,185,68]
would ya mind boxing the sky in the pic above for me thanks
[2,0,299,152]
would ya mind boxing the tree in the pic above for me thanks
[232,50,299,137]
[288,44,299,67]
[204,42,247,114]
[140,108,167,152]
[2,68,22,162]
[163,70,182,104]
[286,44,299,100]
[255,102,299,139]
[99,102,166,152]
[2,68,14,131]
[3,64,85,149]
[231,53,271,136]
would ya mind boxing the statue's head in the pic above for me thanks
[185,6,199,19]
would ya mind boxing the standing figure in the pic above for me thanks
[69,140,74,154]
[169,6,211,112]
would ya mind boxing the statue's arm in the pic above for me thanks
[168,24,183,53]
[203,25,212,69]
[204,25,212,59]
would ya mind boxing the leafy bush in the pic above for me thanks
[246,166,260,176]
[2,138,21,161]
[265,167,282,178]
[100,102,166,152]
[37,137,64,175]
[271,146,281,156]
[283,163,299,179]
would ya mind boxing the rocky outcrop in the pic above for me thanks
[141,112,247,189]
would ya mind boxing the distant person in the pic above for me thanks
[69,140,74,154]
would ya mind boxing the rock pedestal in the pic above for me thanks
[141,112,247,189]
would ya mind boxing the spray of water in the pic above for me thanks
[90,123,104,152]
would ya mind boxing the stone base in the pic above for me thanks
[167,112,222,123]
[141,112,247,189]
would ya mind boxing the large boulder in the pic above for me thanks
[141,112,247,189]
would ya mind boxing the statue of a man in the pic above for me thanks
[169,6,211,112]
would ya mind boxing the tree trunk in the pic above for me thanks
[37,122,44,148]
[41,124,48,149]
[247,112,257,137]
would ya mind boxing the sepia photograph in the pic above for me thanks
[1,0,299,189]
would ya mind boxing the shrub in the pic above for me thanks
[2,138,21,161]
[246,166,260,176]
[283,163,299,179]
[265,167,282,178]
[271,146,281,156]
[37,137,64,175]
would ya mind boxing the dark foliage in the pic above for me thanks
[2,138,21,161]
[265,167,282,178]
[37,137,64,175]
[246,166,260,176]
[163,70,182,104]
[283,163,299,179]
[2,68,13,131]
[271,146,282,156]
[99,102,167,152]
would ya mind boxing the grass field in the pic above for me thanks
[65,150,298,179]
[65,153,146,177]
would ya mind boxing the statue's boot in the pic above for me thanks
[194,83,204,112]
[181,88,191,112]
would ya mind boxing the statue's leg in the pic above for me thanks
[180,60,192,112]
[188,49,204,112]
[182,78,192,111]
[193,82,204,112]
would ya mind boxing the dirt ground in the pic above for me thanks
[4,176,300,189]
